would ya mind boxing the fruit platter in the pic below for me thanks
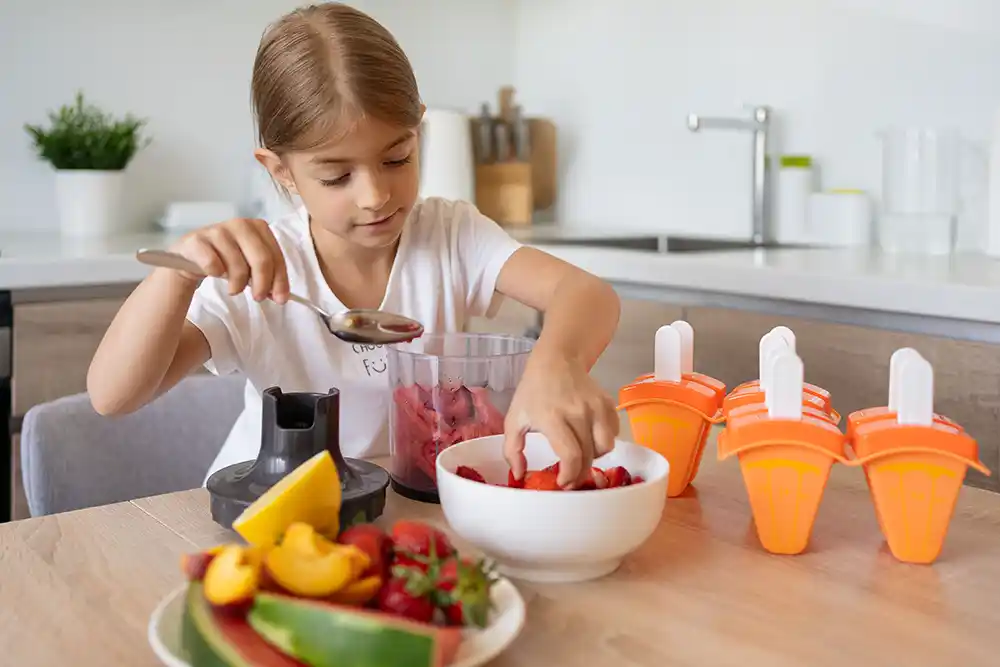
[148,519,526,667]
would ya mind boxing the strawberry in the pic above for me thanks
[523,469,561,490]
[436,557,498,628]
[604,466,632,488]
[455,465,487,483]
[338,524,394,578]
[391,520,455,572]
[507,469,524,488]
[376,575,436,624]
[631,475,645,484]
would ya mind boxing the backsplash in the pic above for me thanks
[0,0,517,232]
[4,0,1000,247]
[512,0,1000,245]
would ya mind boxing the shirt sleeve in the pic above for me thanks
[449,200,523,318]
[185,278,251,376]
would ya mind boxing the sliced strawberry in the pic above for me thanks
[337,524,393,578]
[391,520,455,562]
[576,467,609,490]
[604,466,632,488]
[455,465,487,483]
[507,469,524,488]
[631,475,645,484]
[523,469,561,491]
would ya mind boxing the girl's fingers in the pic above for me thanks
[252,219,290,303]
[236,226,277,302]
[208,226,251,296]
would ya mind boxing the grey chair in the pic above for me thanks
[20,373,246,517]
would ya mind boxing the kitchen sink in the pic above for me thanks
[519,233,801,254]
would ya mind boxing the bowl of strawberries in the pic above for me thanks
[434,432,670,583]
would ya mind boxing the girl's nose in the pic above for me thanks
[356,170,390,211]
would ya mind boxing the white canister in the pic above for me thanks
[775,155,817,245]
[54,169,126,238]
[418,108,475,203]
[806,190,873,247]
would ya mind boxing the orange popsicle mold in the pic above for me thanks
[733,379,832,414]
[722,387,840,425]
[618,376,726,497]
[718,412,847,555]
[847,418,990,564]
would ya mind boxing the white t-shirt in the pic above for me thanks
[186,197,523,483]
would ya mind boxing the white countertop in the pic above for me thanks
[1,229,1000,328]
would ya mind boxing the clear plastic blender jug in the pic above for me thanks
[878,128,960,254]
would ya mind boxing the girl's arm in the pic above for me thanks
[87,269,211,416]
[495,247,620,371]
[495,246,622,486]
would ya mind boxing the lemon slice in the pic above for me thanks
[232,450,343,547]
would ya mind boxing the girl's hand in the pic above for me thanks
[168,218,290,303]
[502,354,619,488]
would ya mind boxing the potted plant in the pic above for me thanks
[25,91,150,237]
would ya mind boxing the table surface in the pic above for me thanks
[2,443,999,667]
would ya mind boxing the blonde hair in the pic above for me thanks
[251,3,422,154]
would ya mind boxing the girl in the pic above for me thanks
[87,2,621,489]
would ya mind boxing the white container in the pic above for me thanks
[418,107,475,203]
[436,432,669,583]
[775,155,816,245]
[54,169,127,238]
[806,190,873,247]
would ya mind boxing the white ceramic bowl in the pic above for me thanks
[435,432,670,583]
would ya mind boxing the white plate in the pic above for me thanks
[149,578,526,667]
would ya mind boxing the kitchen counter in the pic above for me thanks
[1,441,998,666]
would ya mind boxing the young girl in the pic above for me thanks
[87,2,621,489]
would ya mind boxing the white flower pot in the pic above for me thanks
[54,169,126,238]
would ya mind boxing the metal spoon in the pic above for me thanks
[135,249,424,345]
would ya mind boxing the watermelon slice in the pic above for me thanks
[249,591,462,667]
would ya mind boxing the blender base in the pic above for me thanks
[390,478,441,504]
[208,457,390,531]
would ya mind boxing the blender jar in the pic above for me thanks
[878,127,965,254]
[387,333,533,502]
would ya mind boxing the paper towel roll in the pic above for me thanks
[419,108,474,203]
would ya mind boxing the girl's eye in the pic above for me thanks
[319,173,350,187]
[384,155,412,168]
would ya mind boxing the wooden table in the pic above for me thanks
[2,442,999,667]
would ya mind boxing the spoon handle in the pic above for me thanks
[136,249,205,276]
[135,249,330,317]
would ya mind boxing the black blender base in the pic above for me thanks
[204,386,391,534]
[208,457,390,532]
[390,478,440,504]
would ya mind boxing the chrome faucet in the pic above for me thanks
[687,105,772,246]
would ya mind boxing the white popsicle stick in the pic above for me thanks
[766,349,804,420]
[669,320,694,375]
[895,354,934,426]
[888,347,922,411]
[770,326,797,350]
[654,324,682,383]
[759,332,792,393]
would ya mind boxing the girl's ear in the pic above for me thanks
[254,148,298,195]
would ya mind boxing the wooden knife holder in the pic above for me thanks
[474,160,533,226]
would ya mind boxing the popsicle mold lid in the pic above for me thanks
[727,400,837,425]
[848,350,990,475]
[719,349,847,461]
[620,320,725,419]
[723,387,834,419]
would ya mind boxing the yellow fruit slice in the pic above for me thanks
[232,450,343,547]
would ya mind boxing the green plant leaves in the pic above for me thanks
[23,91,151,170]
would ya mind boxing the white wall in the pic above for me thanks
[513,0,1000,246]
[0,0,516,232]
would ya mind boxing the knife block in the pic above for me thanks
[475,161,534,226]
